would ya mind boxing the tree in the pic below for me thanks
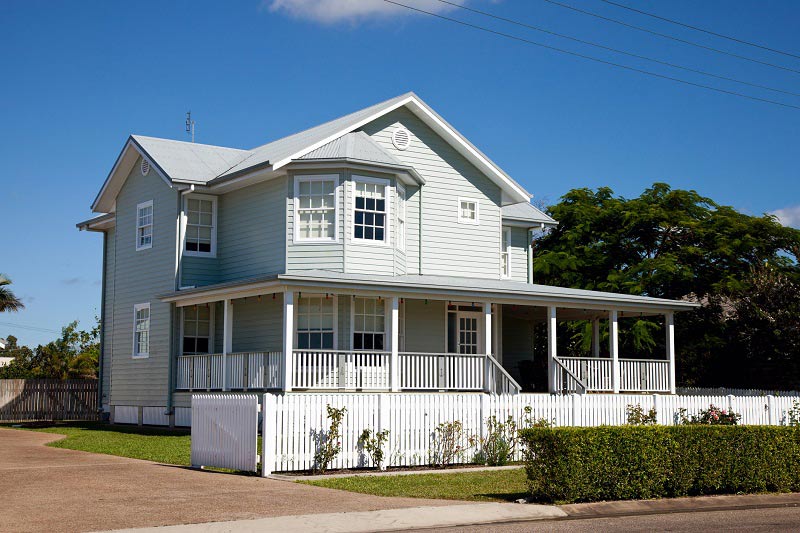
[533,183,800,387]
[0,320,99,379]
[0,274,24,312]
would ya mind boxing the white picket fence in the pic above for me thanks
[191,394,260,472]
[190,392,800,474]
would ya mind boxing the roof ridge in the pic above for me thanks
[130,134,250,153]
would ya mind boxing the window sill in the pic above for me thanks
[184,251,217,258]
[132,354,150,359]
[136,244,153,251]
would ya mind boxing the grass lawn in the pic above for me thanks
[3,422,192,465]
[302,468,528,502]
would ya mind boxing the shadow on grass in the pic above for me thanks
[2,420,190,436]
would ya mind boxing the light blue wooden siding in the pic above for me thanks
[182,256,219,286]
[338,296,350,350]
[286,172,345,272]
[230,294,283,352]
[109,156,177,407]
[220,178,286,281]
[508,226,529,283]
[362,108,503,279]
[404,299,446,353]
[405,185,421,275]
[101,227,115,409]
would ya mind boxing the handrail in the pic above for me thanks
[553,356,587,394]
[486,353,522,394]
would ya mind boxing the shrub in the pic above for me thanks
[359,428,390,470]
[688,404,741,425]
[521,426,800,503]
[313,404,346,474]
[430,420,471,467]
[471,415,518,466]
[626,403,658,425]
[787,400,800,426]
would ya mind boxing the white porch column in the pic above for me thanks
[390,297,400,392]
[666,312,676,394]
[609,310,619,393]
[282,291,294,392]
[591,318,600,358]
[547,306,557,393]
[484,303,493,392]
[222,299,233,391]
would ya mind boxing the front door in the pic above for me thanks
[450,311,483,354]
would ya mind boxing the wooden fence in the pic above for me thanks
[0,379,99,422]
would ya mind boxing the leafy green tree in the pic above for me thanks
[533,183,800,387]
[0,321,99,379]
[0,274,24,312]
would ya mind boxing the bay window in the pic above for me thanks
[353,177,389,243]
[295,175,338,242]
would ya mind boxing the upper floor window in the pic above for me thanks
[182,305,211,354]
[185,195,217,256]
[501,227,511,278]
[133,303,150,358]
[295,175,338,242]
[296,295,336,349]
[397,184,406,252]
[458,198,479,225]
[136,200,153,251]
[353,177,389,243]
[353,297,385,351]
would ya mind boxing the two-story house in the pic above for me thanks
[78,93,695,426]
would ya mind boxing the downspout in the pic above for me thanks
[166,184,195,418]
[97,230,108,415]
[418,186,423,275]
[527,223,545,284]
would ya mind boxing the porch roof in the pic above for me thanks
[160,270,699,315]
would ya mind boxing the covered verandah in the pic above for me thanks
[161,272,697,396]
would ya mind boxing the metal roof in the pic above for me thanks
[160,270,698,313]
[501,202,557,226]
[131,135,250,184]
[299,131,403,166]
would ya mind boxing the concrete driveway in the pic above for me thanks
[0,428,459,533]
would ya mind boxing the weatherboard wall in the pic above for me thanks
[109,157,176,407]
[361,107,504,279]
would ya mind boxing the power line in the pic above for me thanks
[539,0,800,75]
[383,0,800,111]
[432,0,800,98]
[0,321,61,334]
[599,0,800,61]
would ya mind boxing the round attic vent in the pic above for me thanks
[392,127,411,151]
[141,159,151,176]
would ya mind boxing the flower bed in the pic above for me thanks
[520,426,800,503]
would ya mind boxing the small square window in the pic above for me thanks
[458,198,479,225]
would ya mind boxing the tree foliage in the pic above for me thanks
[0,320,99,379]
[533,183,800,388]
[0,274,25,312]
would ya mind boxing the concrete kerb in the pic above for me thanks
[108,503,567,533]
[269,464,524,481]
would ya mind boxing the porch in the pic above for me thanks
[165,273,691,395]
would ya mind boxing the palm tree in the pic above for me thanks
[0,274,24,312]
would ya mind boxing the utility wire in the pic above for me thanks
[600,0,800,61]
[0,321,61,334]
[539,0,800,75]
[383,0,800,109]
[383,0,800,111]
[432,0,800,98]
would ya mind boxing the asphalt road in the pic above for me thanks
[423,506,800,532]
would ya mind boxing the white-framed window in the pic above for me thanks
[184,195,217,256]
[353,297,386,351]
[501,226,511,278]
[296,295,336,349]
[182,304,211,354]
[133,303,150,358]
[136,200,153,250]
[352,176,390,244]
[294,175,339,242]
[397,184,406,252]
[457,198,479,225]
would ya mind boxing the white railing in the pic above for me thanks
[555,357,670,392]
[176,352,283,391]
[399,352,484,391]
[553,357,588,394]
[486,354,522,394]
[292,350,391,390]
[620,359,670,392]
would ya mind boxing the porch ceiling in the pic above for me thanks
[159,270,698,315]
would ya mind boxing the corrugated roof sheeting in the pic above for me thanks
[501,202,557,225]
[132,136,250,184]
[299,131,403,166]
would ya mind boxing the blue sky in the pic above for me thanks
[1,0,799,346]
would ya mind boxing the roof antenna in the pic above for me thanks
[185,111,195,143]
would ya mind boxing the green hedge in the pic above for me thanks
[520,426,800,503]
